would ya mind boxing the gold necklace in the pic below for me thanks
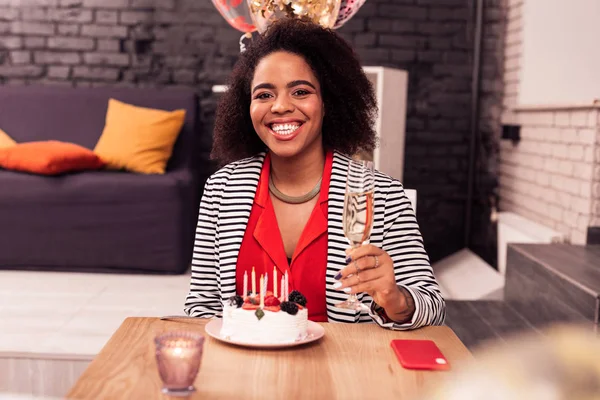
[268,175,322,204]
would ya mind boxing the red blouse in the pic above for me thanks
[235,151,333,322]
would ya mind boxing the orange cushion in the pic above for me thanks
[0,141,106,175]
[0,129,17,149]
[93,99,186,174]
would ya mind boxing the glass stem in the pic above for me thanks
[348,244,361,304]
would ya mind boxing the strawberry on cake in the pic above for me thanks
[220,290,309,344]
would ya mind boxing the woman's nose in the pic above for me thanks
[271,95,294,113]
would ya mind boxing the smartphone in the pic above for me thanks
[390,339,450,371]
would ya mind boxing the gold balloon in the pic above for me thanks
[247,0,342,33]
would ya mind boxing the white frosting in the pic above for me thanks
[220,305,308,344]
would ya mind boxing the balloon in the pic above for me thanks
[333,0,366,29]
[247,0,341,34]
[212,0,257,33]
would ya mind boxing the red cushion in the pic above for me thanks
[0,141,106,175]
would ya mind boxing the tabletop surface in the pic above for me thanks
[67,317,473,400]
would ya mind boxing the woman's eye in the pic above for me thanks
[294,89,310,96]
[254,92,272,100]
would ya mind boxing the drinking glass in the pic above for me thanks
[335,159,375,310]
[154,331,204,397]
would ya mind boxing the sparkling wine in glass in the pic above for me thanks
[336,159,374,310]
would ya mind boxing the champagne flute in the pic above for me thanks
[335,159,374,310]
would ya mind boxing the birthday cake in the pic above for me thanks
[220,269,308,344]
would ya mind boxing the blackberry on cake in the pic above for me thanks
[280,301,299,315]
[288,290,307,307]
[228,295,243,308]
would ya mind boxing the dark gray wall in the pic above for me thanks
[0,0,504,264]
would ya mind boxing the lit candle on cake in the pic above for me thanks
[259,274,264,308]
[285,271,289,299]
[280,276,285,302]
[243,270,248,297]
[251,267,256,296]
[264,273,268,296]
[273,267,277,298]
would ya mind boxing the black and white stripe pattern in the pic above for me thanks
[185,151,445,330]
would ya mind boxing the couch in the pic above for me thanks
[0,85,213,274]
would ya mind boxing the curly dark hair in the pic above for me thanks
[211,18,378,166]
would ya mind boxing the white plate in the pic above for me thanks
[204,319,325,349]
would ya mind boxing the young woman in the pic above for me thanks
[184,18,445,330]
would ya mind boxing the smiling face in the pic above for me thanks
[250,51,325,160]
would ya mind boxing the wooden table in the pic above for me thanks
[67,317,473,399]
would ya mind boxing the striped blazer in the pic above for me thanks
[184,151,446,330]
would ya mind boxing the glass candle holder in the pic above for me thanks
[154,331,205,397]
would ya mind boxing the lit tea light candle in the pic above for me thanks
[164,341,192,358]
[154,331,204,396]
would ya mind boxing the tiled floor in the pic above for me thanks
[444,300,538,349]
[1,270,193,398]
[0,270,191,358]
[506,244,600,325]
[445,244,600,350]
[432,248,505,301]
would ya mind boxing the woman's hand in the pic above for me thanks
[333,244,415,323]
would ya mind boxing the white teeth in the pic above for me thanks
[271,123,300,136]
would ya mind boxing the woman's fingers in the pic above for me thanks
[335,246,386,281]
[333,267,381,292]
[334,245,398,300]
[339,282,373,295]
[334,256,377,280]
[345,244,384,261]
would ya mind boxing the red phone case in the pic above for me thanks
[390,339,450,371]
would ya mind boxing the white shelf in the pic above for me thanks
[362,66,408,182]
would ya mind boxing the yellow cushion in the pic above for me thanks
[93,99,186,174]
[0,129,17,149]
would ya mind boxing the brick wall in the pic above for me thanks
[499,107,599,244]
[498,0,600,245]
[0,0,502,263]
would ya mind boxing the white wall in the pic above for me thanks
[519,0,600,106]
